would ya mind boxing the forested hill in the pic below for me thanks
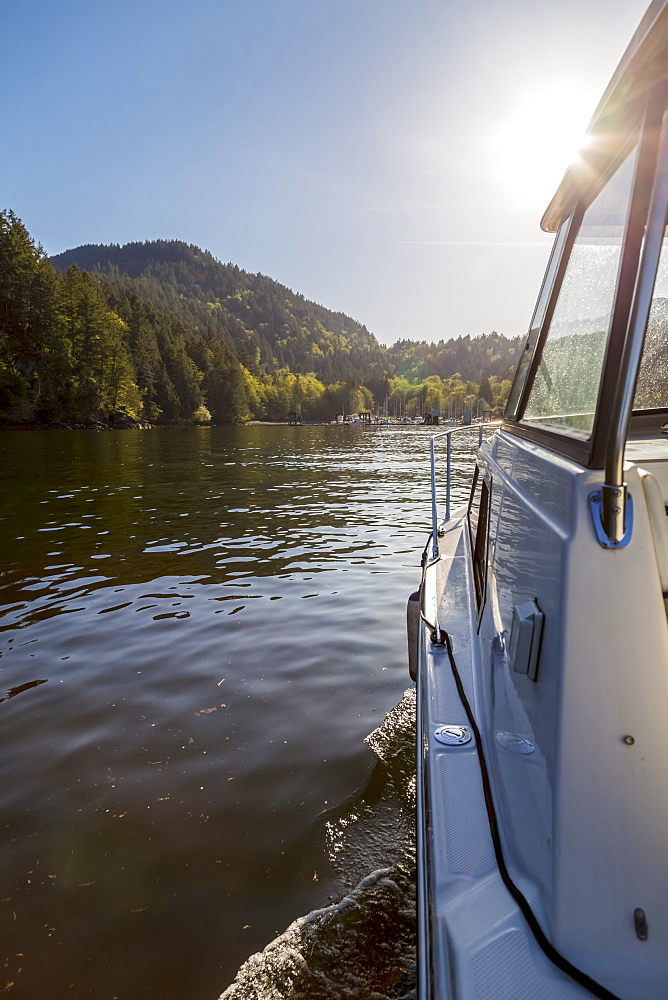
[51,240,386,385]
[1,210,522,427]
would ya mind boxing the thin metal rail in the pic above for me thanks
[429,422,500,561]
[602,105,668,544]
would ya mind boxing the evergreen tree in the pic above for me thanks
[0,210,68,419]
[126,299,164,420]
[206,339,249,423]
[162,320,204,419]
[478,377,493,404]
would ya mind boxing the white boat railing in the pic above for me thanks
[429,422,501,562]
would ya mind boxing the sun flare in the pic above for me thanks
[494,83,594,203]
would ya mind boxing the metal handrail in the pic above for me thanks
[428,422,501,562]
[602,107,668,545]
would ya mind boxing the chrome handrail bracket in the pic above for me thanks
[588,488,634,549]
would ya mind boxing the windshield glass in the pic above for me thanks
[634,238,668,409]
[522,147,638,436]
[505,222,567,420]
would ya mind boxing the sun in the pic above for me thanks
[493,83,594,204]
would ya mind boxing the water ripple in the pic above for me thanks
[0,424,477,1000]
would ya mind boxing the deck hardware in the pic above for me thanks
[430,628,447,646]
[634,908,648,941]
[623,734,635,745]
[588,490,634,549]
[492,632,506,654]
[509,599,544,681]
[434,725,472,746]
[496,732,535,754]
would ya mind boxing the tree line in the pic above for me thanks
[1,211,522,427]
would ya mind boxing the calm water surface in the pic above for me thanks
[0,425,476,999]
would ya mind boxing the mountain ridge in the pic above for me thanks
[51,240,386,386]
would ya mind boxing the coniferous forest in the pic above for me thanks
[1,210,522,427]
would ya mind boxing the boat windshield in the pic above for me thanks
[522,146,638,437]
[505,222,569,419]
[634,235,668,409]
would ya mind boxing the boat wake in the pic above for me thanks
[219,689,417,1000]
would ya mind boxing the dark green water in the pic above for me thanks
[0,425,475,1000]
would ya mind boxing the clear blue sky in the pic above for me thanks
[1,0,648,345]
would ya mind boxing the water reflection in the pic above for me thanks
[0,678,48,703]
[0,425,476,1000]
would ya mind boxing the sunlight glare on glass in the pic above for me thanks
[494,84,593,204]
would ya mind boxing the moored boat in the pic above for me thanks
[412,3,668,998]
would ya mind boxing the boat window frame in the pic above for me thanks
[503,84,666,469]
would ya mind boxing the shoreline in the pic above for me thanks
[0,418,449,432]
[0,419,154,432]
